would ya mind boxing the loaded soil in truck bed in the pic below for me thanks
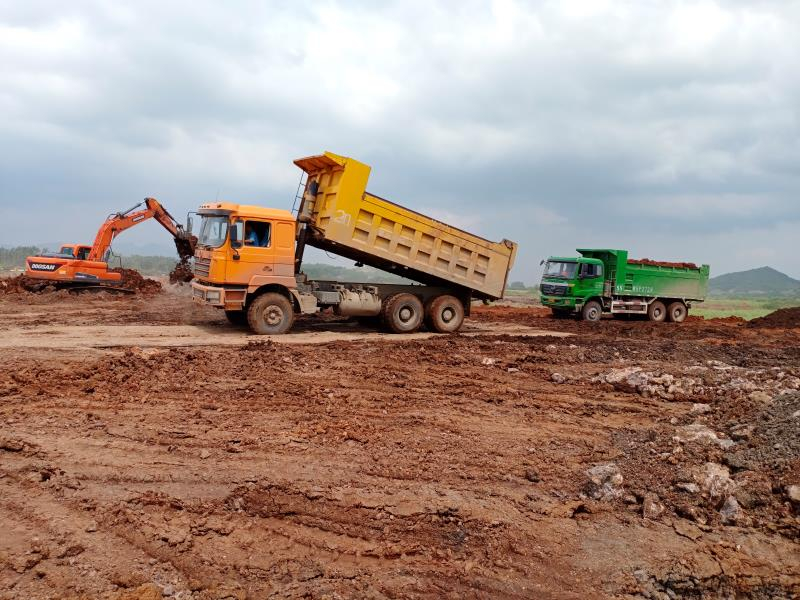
[0,287,798,599]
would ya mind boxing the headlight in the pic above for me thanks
[206,291,220,302]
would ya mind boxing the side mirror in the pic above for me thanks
[186,216,193,234]
[539,259,545,266]
[230,221,243,248]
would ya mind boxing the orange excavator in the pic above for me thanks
[24,197,196,287]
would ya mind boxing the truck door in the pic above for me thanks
[579,263,605,296]
[234,219,275,282]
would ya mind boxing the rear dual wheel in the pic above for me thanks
[425,295,465,333]
[381,293,424,333]
[667,301,688,323]
[647,300,667,322]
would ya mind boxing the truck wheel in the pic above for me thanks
[382,293,423,333]
[648,300,667,322]
[581,300,602,322]
[225,310,247,326]
[425,295,465,333]
[247,293,294,334]
[667,301,687,323]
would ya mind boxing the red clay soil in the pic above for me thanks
[0,275,34,295]
[109,268,163,294]
[747,306,800,329]
[0,296,799,598]
[628,258,700,269]
[168,260,194,284]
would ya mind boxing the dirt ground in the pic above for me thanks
[0,284,798,599]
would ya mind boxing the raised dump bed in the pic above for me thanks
[294,152,517,300]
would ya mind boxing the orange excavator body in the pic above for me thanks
[24,198,195,286]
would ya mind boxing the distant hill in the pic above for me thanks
[710,266,800,296]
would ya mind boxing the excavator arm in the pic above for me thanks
[87,198,196,262]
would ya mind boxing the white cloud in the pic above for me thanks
[0,0,798,279]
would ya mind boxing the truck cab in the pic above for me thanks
[539,256,606,317]
[190,203,301,327]
[58,244,93,260]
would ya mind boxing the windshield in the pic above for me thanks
[544,261,578,279]
[197,216,229,248]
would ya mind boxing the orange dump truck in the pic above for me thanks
[191,152,517,334]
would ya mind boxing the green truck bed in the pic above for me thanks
[578,249,709,300]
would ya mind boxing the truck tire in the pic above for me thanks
[648,300,667,322]
[667,301,687,323]
[225,310,247,326]
[382,293,424,333]
[425,295,464,333]
[582,300,602,322]
[247,292,294,334]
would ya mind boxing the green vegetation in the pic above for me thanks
[0,246,42,269]
[692,296,800,320]
[106,254,182,275]
[710,266,800,296]
[0,245,409,282]
[301,263,410,283]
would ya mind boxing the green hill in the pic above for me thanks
[710,266,800,296]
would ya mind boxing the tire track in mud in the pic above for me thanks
[2,295,799,597]
[0,471,190,598]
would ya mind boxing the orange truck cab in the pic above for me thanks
[191,203,300,316]
[190,152,518,335]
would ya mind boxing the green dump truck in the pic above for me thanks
[539,249,709,323]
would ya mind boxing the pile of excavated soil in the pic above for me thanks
[109,268,162,294]
[628,258,700,269]
[168,260,193,284]
[0,275,35,294]
[748,307,800,329]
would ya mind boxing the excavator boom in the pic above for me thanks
[88,198,195,261]
[24,197,196,286]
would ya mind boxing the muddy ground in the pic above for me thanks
[0,285,798,599]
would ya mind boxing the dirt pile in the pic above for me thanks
[748,306,800,329]
[0,275,35,294]
[628,258,700,269]
[110,268,162,294]
[168,259,193,284]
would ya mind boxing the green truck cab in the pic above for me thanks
[540,249,709,323]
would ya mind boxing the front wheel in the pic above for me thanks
[648,300,667,322]
[667,301,687,323]
[581,300,602,322]
[247,293,295,334]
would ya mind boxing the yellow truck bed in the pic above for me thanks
[294,152,517,300]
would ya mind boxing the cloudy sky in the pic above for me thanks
[1,0,799,281]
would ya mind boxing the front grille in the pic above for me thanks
[540,283,567,296]
[193,257,210,277]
